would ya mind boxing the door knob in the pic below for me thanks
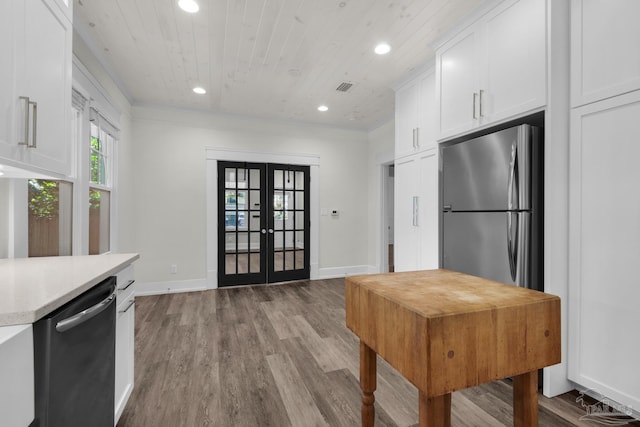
[268,229,274,234]
[261,229,267,234]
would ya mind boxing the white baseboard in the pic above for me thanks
[317,265,370,279]
[135,265,374,296]
[134,278,208,296]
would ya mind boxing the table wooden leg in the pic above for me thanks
[419,391,451,427]
[513,370,538,427]
[360,341,376,427]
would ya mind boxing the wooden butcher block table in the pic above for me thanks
[345,269,561,427]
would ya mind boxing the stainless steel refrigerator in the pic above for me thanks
[440,124,543,290]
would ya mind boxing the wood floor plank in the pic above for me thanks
[266,352,329,426]
[118,279,640,427]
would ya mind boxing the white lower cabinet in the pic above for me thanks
[0,325,34,427]
[568,89,640,412]
[115,266,135,425]
[394,150,439,272]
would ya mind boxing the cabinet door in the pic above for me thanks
[18,0,72,175]
[571,0,640,107]
[0,1,17,160]
[115,298,135,424]
[568,90,640,411]
[395,81,419,158]
[416,71,436,152]
[437,27,481,139]
[417,150,438,269]
[394,156,420,272]
[484,0,546,123]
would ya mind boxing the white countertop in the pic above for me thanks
[0,253,139,327]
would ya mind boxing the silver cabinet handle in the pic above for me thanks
[18,96,30,146]
[118,279,135,291]
[412,128,416,148]
[479,89,484,118]
[119,299,135,314]
[268,229,274,234]
[472,93,478,119]
[261,229,267,234]
[18,97,37,148]
[56,289,117,332]
[31,101,37,148]
[415,127,419,148]
[412,196,419,226]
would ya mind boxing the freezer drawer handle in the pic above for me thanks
[507,212,518,282]
[55,290,117,332]
[118,279,135,291]
[119,300,135,314]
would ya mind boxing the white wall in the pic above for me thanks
[0,180,9,258]
[365,120,395,272]
[131,105,370,285]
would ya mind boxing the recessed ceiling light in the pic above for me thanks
[374,43,391,55]
[178,0,199,13]
[317,105,329,112]
[193,87,206,94]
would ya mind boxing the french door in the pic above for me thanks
[217,161,310,286]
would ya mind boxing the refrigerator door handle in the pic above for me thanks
[507,212,517,282]
[508,141,518,210]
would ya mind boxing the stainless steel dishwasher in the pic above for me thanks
[32,276,117,427]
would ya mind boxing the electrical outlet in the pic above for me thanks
[170,264,178,274]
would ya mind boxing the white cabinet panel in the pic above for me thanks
[569,90,640,411]
[571,0,640,107]
[436,0,546,140]
[0,0,72,176]
[437,28,480,138]
[395,68,437,158]
[0,325,34,427]
[394,156,420,272]
[484,0,546,122]
[394,150,439,272]
[115,265,135,425]
[395,82,419,158]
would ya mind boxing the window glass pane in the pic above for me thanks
[284,170,294,189]
[294,171,305,190]
[273,170,284,190]
[249,169,260,189]
[28,179,73,257]
[89,188,110,255]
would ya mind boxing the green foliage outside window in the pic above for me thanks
[28,179,59,220]
[91,135,106,185]
[89,188,101,210]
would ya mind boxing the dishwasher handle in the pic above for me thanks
[56,289,117,332]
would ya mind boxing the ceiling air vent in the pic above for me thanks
[335,82,354,92]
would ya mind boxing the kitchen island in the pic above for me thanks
[0,253,139,426]
[346,269,561,427]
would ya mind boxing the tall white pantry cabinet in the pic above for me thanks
[568,0,640,413]
[393,67,439,272]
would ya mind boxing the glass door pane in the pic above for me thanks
[218,162,266,286]
[268,164,310,282]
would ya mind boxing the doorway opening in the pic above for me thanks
[217,161,310,286]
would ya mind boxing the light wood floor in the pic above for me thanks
[118,279,640,427]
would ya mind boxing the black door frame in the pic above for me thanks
[217,161,310,286]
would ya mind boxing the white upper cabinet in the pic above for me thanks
[436,28,481,139]
[0,0,72,177]
[436,0,546,140]
[395,68,437,159]
[571,0,640,107]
